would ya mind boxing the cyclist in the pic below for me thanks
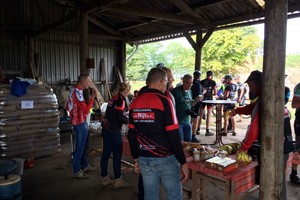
[221,74,237,136]
[198,70,217,136]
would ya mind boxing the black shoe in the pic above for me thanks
[205,131,214,136]
[196,128,200,135]
[220,131,227,136]
[290,174,300,185]
[191,135,201,143]
[231,131,237,136]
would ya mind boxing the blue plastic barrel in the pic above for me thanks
[0,175,22,200]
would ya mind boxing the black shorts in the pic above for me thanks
[223,104,235,112]
[191,102,201,119]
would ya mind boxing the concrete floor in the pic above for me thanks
[21,116,300,200]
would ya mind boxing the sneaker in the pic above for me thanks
[102,175,114,186]
[232,131,237,136]
[74,170,91,179]
[191,135,201,143]
[114,177,130,188]
[290,174,300,185]
[83,164,97,173]
[205,131,214,136]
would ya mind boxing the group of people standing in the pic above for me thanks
[66,67,300,200]
[172,70,248,143]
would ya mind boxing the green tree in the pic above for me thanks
[201,27,260,77]
[126,43,165,80]
[163,42,194,77]
[126,26,260,81]
[286,54,300,68]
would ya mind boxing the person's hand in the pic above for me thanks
[180,163,189,184]
[134,160,140,173]
[237,98,241,103]
[90,88,96,99]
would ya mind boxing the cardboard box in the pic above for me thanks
[205,157,238,173]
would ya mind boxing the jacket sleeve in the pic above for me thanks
[241,109,260,151]
[235,102,256,116]
[127,128,139,159]
[77,97,94,115]
[166,130,187,165]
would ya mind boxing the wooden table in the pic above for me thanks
[188,159,258,200]
[202,100,236,146]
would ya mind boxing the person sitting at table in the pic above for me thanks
[100,82,131,188]
[171,74,202,142]
[221,74,237,136]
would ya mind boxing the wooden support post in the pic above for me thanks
[195,30,202,71]
[27,36,35,79]
[260,0,287,199]
[79,9,89,75]
[120,40,126,81]
[78,7,90,103]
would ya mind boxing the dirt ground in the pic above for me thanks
[20,115,300,200]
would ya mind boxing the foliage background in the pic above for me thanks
[126,26,300,96]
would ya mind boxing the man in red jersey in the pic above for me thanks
[67,74,96,179]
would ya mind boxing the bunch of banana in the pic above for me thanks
[222,142,242,154]
[236,151,252,163]
[219,145,233,154]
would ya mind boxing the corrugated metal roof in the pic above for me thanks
[2,0,300,44]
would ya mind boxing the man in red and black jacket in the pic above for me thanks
[128,67,188,200]
[231,70,262,152]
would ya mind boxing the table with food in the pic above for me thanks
[182,141,258,200]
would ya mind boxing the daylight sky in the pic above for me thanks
[162,17,300,54]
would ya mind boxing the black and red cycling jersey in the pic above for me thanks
[200,78,216,100]
[127,88,186,165]
[102,93,128,130]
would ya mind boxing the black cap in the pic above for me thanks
[193,70,201,77]
[224,74,232,80]
[207,71,213,77]
[245,70,262,83]
[156,63,164,68]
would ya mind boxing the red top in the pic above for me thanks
[66,86,94,125]
[235,99,260,151]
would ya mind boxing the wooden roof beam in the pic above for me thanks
[107,5,201,24]
[88,16,123,36]
[169,0,208,22]
[33,12,76,36]
[183,32,196,51]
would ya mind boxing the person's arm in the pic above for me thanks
[241,109,260,151]
[231,102,256,116]
[127,126,139,159]
[76,89,95,114]
[115,96,129,124]
[223,89,230,100]
[238,85,245,103]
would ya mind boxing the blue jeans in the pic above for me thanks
[72,122,89,174]
[179,123,192,142]
[138,155,182,200]
[100,128,123,178]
